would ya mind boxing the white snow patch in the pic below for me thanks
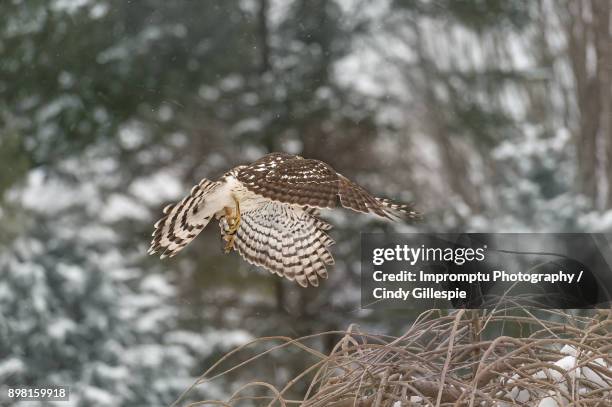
[97,44,130,63]
[101,194,148,222]
[124,345,166,368]
[166,329,253,358]
[165,331,208,352]
[95,364,129,381]
[52,0,92,13]
[0,282,13,302]
[158,105,173,121]
[202,329,253,349]
[136,307,176,333]
[118,121,147,150]
[130,171,183,205]
[57,263,86,292]
[0,358,25,378]
[36,95,82,122]
[580,210,612,232]
[80,385,118,406]
[168,132,188,148]
[280,138,303,154]
[78,224,116,243]
[140,274,175,297]
[231,118,263,135]
[19,168,100,214]
[219,74,244,91]
[89,2,108,19]
[47,318,77,339]
[198,85,220,101]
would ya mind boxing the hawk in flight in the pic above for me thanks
[149,153,419,287]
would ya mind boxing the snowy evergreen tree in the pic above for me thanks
[0,0,608,405]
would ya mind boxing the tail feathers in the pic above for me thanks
[220,203,335,288]
[148,178,219,258]
[375,197,422,221]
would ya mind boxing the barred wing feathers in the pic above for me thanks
[148,178,220,258]
[236,152,419,221]
[220,202,334,287]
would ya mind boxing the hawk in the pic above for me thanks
[148,152,420,287]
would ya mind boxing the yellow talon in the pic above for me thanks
[228,196,241,235]
[224,234,235,253]
[223,196,241,252]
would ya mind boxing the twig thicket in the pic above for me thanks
[178,308,612,407]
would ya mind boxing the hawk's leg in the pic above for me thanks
[223,196,241,253]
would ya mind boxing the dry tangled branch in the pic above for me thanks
[175,308,612,406]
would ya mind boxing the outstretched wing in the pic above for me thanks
[220,202,335,287]
[149,178,220,258]
[235,152,420,220]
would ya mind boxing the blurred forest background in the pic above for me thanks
[1,0,611,405]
